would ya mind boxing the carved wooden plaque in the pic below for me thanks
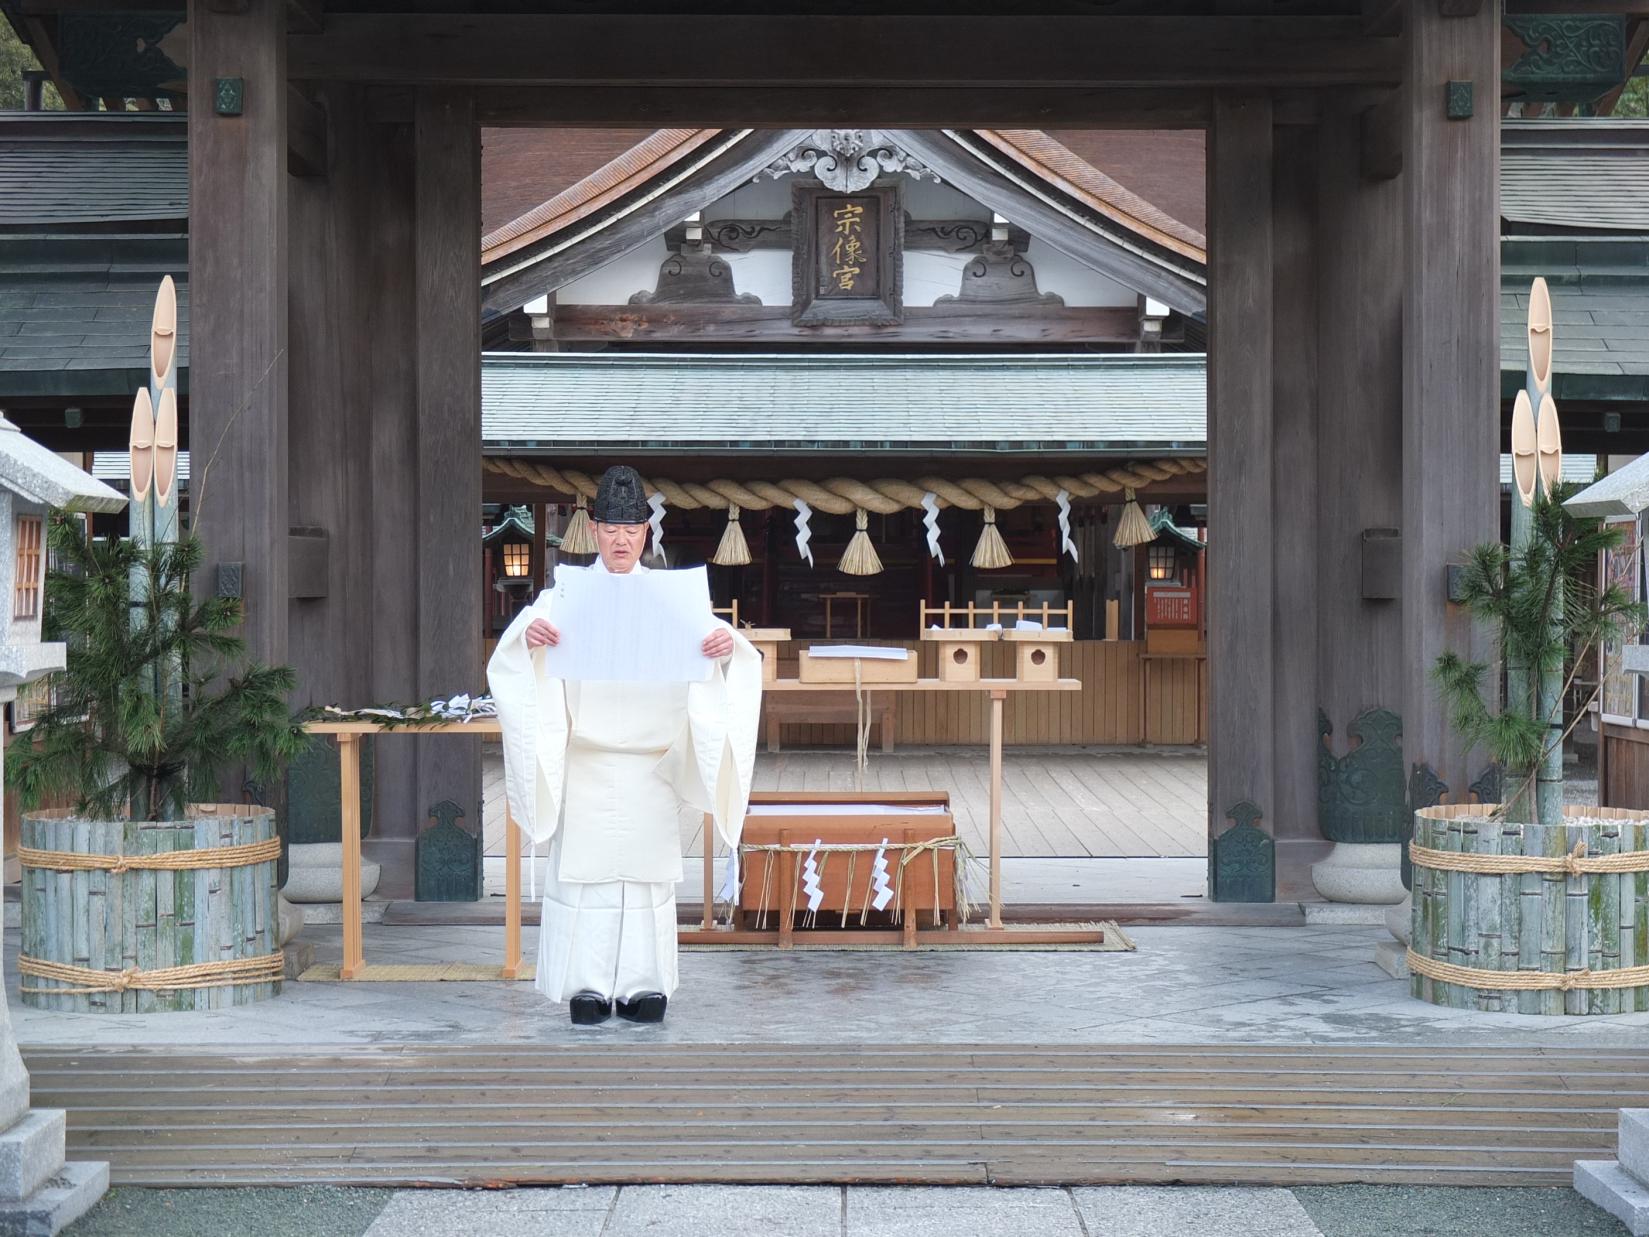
[791,182,903,326]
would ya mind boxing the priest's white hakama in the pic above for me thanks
[487,563,761,1005]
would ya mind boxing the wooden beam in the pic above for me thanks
[892,129,1206,315]
[285,0,322,33]
[286,83,327,178]
[1206,91,1274,885]
[545,303,1146,345]
[292,15,1401,89]
[1505,0,1649,10]
[1362,0,1404,35]
[454,86,1214,130]
[481,128,801,318]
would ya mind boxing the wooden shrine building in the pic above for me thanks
[5,2,1648,900]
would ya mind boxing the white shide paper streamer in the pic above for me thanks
[870,838,895,912]
[647,491,668,564]
[921,491,945,567]
[1056,488,1079,564]
[801,839,824,913]
[793,498,815,567]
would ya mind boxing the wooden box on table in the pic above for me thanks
[732,791,958,946]
[1002,627,1073,682]
[741,627,791,683]
[796,648,918,685]
[920,628,999,683]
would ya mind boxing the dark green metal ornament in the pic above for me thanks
[1318,708,1408,845]
[1210,801,1274,903]
[415,799,483,902]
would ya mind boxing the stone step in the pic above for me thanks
[1622,1109,1649,1185]
[0,1108,64,1202]
[1577,1160,1649,1236]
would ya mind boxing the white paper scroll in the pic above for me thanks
[1056,489,1078,563]
[538,564,714,682]
[870,838,895,912]
[921,491,945,567]
[793,498,815,567]
[647,491,668,564]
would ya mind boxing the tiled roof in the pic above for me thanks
[481,353,1207,455]
[1502,235,1649,401]
[0,236,188,397]
[1502,120,1649,233]
[0,113,186,227]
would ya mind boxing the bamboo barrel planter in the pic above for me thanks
[19,804,283,1013]
[1408,803,1649,1015]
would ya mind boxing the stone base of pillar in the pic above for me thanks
[1385,893,1412,943]
[0,1109,106,1237]
[1373,939,1411,980]
[1309,842,1406,904]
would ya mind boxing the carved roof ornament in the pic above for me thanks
[759,130,940,194]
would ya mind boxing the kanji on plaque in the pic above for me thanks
[817,195,878,299]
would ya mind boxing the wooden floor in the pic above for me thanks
[24,1043,1631,1188]
[482,747,1209,860]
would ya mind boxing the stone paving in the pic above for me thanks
[14,922,1649,1049]
[65,1183,1630,1236]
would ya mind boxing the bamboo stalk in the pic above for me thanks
[1537,821,1566,1016]
[135,824,157,1015]
[192,816,210,1012]
[70,820,90,1015]
[1516,819,1542,1015]
[42,818,61,1012]
[1444,812,1466,1009]
[154,821,177,1012]
[1598,818,1622,1016]
[1475,815,1502,1012]
[175,823,195,1009]
[1498,817,1523,1015]
[1564,819,1589,1016]
[120,822,138,1014]
[1637,821,1649,1014]
[21,817,41,1011]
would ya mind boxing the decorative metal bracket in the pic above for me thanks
[760,130,940,194]
[1210,801,1274,904]
[1318,708,1407,844]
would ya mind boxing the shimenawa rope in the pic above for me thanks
[18,837,281,874]
[1408,839,1649,877]
[19,952,284,996]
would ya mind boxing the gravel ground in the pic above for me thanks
[1292,1185,1628,1237]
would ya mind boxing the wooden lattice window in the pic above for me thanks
[13,515,42,620]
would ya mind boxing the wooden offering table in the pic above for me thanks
[303,719,522,981]
[688,674,1093,944]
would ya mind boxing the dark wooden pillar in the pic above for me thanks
[1315,96,1405,815]
[1402,2,1501,801]
[187,0,288,673]
[1207,92,1276,899]
[413,88,483,856]
[1270,122,1319,857]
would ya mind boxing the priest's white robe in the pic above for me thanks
[486,561,761,1004]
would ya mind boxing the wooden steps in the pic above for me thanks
[20,1043,1633,1188]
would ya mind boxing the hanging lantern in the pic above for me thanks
[560,493,597,555]
[839,508,883,576]
[971,507,1013,570]
[712,504,752,566]
[1113,488,1153,548]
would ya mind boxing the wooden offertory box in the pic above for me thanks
[921,628,998,683]
[735,791,956,928]
[1002,627,1072,682]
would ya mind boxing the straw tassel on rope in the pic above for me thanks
[560,493,597,555]
[839,508,883,576]
[971,507,1012,570]
[1113,488,1153,548]
[712,504,752,567]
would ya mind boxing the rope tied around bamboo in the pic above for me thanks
[1404,949,1649,993]
[1408,838,1649,877]
[17,836,281,874]
[17,952,284,996]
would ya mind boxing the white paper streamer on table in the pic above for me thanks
[717,850,739,905]
[870,838,894,912]
[647,491,668,563]
[793,498,815,567]
[801,839,824,913]
[1056,488,1079,564]
[921,491,945,567]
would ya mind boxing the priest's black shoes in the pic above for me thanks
[569,991,612,1025]
[617,992,667,1024]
